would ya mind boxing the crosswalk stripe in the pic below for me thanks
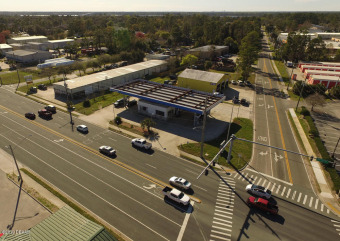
[244,173,249,179]
[216,203,234,209]
[266,182,271,190]
[321,204,324,212]
[257,178,262,185]
[276,184,281,194]
[281,186,286,196]
[250,175,254,182]
[315,199,319,209]
[213,221,232,228]
[309,197,313,207]
[297,192,302,202]
[215,213,232,219]
[253,176,258,182]
[213,217,232,224]
[327,209,330,214]
[292,190,296,200]
[303,195,307,205]
[210,234,231,240]
[215,209,233,215]
[212,226,232,232]
[211,230,231,238]
[237,174,242,180]
[216,205,234,211]
[331,220,340,223]
[219,189,233,194]
[218,193,235,199]
[336,229,340,232]
[334,224,340,228]
[216,199,234,204]
[262,179,267,186]
[286,188,291,198]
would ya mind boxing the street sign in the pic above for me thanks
[24,75,33,84]
[316,158,329,164]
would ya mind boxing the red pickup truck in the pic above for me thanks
[38,109,52,119]
[247,196,278,215]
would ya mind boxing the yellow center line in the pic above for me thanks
[0,104,202,203]
[327,202,340,215]
[263,62,293,184]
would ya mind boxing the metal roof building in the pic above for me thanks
[5,49,52,63]
[110,79,225,114]
[53,60,167,98]
[186,45,229,59]
[0,205,118,241]
[7,36,48,44]
[308,75,340,89]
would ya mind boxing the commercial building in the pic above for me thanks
[0,44,13,55]
[48,39,75,49]
[186,45,229,59]
[308,75,340,89]
[5,49,52,63]
[53,60,167,98]
[299,62,340,71]
[178,69,228,93]
[7,35,48,44]
[304,69,340,79]
[145,53,170,61]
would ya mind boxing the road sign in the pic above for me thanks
[316,158,329,164]
[24,75,33,84]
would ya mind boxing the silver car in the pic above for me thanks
[99,146,116,156]
[246,184,272,199]
[169,176,192,190]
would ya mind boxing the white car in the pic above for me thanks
[99,146,116,156]
[246,184,272,199]
[131,138,152,150]
[169,176,192,190]
[231,80,237,85]
[77,125,88,133]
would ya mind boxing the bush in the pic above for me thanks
[83,99,91,107]
[300,106,310,116]
[114,116,122,125]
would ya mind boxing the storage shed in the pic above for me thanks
[178,69,228,93]
[186,45,229,59]
[308,75,340,89]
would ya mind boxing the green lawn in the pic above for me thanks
[74,92,124,115]
[274,60,290,84]
[0,71,41,85]
[179,118,253,169]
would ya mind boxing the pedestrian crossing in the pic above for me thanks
[232,171,331,215]
[209,175,235,241]
[331,220,340,236]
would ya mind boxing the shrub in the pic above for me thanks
[300,106,310,116]
[114,116,122,125]
[83,99,91,107]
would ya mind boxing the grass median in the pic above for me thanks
[179,117,253,170]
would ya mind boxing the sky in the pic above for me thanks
[3,0,340,12]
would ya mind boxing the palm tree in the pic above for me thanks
[140,118,156,133]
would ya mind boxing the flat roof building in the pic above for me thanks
[0,44,13,55]
[308,75,340,89]
[5,49,52,63]
[186,45,229,59]
[7,35,48,44]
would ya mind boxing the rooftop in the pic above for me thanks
[10,35,47,41]
[110,79,225,114]
[188,45,228,52]
[0,44,12,49]
[6,49,50,56]
[48,39,74,43]
[310,75,340,81]
[178,69,225,84]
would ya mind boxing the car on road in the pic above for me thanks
[169,176,192,190]
[99,146,116,156]
[231,80,237,85]
[162,187,190,206]
[77,125,88,133]
[114,98,126,108]
[25,112,36,120]
[247,196,278,215]
[238,80,244,86]
[246,184,272,199]
[131,138,152,150]
[45,105,56,113]
[38,84,47,90]
[38,109,52,119]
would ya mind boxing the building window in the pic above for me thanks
[156,110,164,116]
[142,106,147,111]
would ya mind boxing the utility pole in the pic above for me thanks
[332,137,340,159]
[226,99,235,140]
[287,63,295,91]
[64,81,74,127]
[200,98,208,158]
[295,82,305,111]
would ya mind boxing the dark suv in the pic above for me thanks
[114,98,125,108]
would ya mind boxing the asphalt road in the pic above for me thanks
[251,34,312,190]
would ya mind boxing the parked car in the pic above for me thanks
[131,138,152,150]
[25,112,36,120]
[246,184,272,199]
[114,98,126,108]
[38,109,52,119]
[240,98,248,106]
[45,105,56,113]
[30,87,37,93]
[231,80,237,85]
[99,146,116,156]
[238,80,244,86]
[77,125,88,133]
[232,96,239,104]
[169,176,192,190]
[126,99,137,107]
[169,74,177,80]
[38,84,47,90]
[245,80,252,87]
[247,196,278,215]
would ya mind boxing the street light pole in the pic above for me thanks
[332,137,340,159]
[295,82,305,111]
[200,98,208,158]
[287,63,295,91]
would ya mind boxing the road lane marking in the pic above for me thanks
[281,186,286,196]
[195,186,207,192]
[303,195,307,205]
[185,169,198,175]
[0,133,173,240]
[297,192,302,202]
[109,137,117,141]
[309,197,313,207]
[276,184,281,194]
[246,169,293,185]
[146,163,156,169]
[213,221,232,228]
[286,188,291,198]
[210,234,231,240]
[292,190,296,200]
[176,201,194,241]
[327,202,340,215]
[315,199,319,209]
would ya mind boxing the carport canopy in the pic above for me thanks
[110,79,225,114]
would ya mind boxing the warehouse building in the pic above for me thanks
[186,45,229,59]
[53,60,167,99]
[304,69,340,79]
[298,61,340,69]
[300,64,340,73]
[7,35,48,44]
[0,44,13,55]
[178,69,228,93]
[48,39,74,49]
[308,75,340,89]
[5,49,52,63]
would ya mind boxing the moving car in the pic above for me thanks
[99,146,116,156]
[246,184,272,199]
[38,109,52,119]
[247,196,278,215]
[77,125,88,133]
[169,176,192,190]
[131,138,152,150]
[162,187,190,206]
[45,105,56,113]
[25,112,36,119]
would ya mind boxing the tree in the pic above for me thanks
[57,66,72,80]
[204,61,213,70]
[305,93,326,111]
[281,32,309,62]
[41,68,56,84]
[180,54,198,66]
[330,85,340,99]
[140,118,156,133]
[72,61,84,76]
[306,37,327,61]
[334,49,340,62]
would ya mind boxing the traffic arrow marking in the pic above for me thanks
[274,152,283,162]
[259,151,268,156]
[143,184,157,190]
[54,139,64,143]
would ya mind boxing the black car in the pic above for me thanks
[25,112,36,120]
[114,98,125,108]
[240,98,248,106]
[38,84,47,90]
[30,87,37,93]
[232,96,239,104]
[127,100,137,107]
[245,81,252,87]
